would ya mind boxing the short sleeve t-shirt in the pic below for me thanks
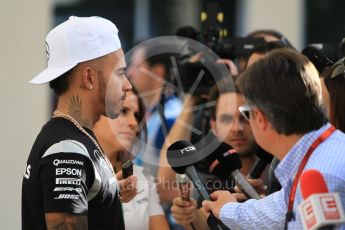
[22,118,124,230]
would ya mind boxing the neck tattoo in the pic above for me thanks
[68,95,90,128]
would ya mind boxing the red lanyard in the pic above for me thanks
[286,125,336,218]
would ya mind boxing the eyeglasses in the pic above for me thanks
[330,57,345,79]
[238,104,254,121]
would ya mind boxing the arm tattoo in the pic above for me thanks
[68,95,90,128]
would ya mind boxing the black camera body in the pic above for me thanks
[201,27,266,59]
[176,26,265,95]
[211,37,265,59]
[178,61,224,96]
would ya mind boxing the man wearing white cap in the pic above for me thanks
[22,16,133,229]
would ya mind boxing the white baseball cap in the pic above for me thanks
[30,16,122,84]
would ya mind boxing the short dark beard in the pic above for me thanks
[98,70,120,119]
[238,143,258,158]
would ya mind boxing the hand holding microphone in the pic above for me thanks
[202,190,237,220]
[171,174,198,226]
[233,178,265,202]
[298,170,345,230]
[167,140,210,201]
[171,196,198,226]
[167,140,230,230]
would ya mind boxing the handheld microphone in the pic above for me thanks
[167,140,210,200]
[248,146,273,179]
[209,142,261,200]
[167,140,230,230]
[298,170,345,230]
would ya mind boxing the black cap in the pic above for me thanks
[302,43,339,73]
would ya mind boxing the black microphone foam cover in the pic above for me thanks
[210,142,242,180]
[206,140,232,165]
[166,140,197,174]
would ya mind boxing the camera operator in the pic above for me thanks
[321,57,345,133]
[237,29,295,73]
[246,41,287,68]
[247,29,294,48]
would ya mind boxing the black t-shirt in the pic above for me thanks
[22,118,124,230]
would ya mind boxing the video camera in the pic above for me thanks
[175,2,265,95]
[176,26,265,60]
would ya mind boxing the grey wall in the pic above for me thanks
[0,1,51,229]
[236,0,305,50]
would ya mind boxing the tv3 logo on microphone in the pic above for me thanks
[180,146,196,154]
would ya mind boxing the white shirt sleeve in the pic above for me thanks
[123,166,165,230]
[220,189,287,230]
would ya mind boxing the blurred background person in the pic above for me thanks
[127,44,182,176]
[93,87,169,230]
[246,40,287,68]
[321,57,345,133]
[236,29,295,72]
[247,29,294,47]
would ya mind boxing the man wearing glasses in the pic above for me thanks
[169,77,263,229]
[202,48,345,229]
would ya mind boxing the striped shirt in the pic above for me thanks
[220,123,345,229]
